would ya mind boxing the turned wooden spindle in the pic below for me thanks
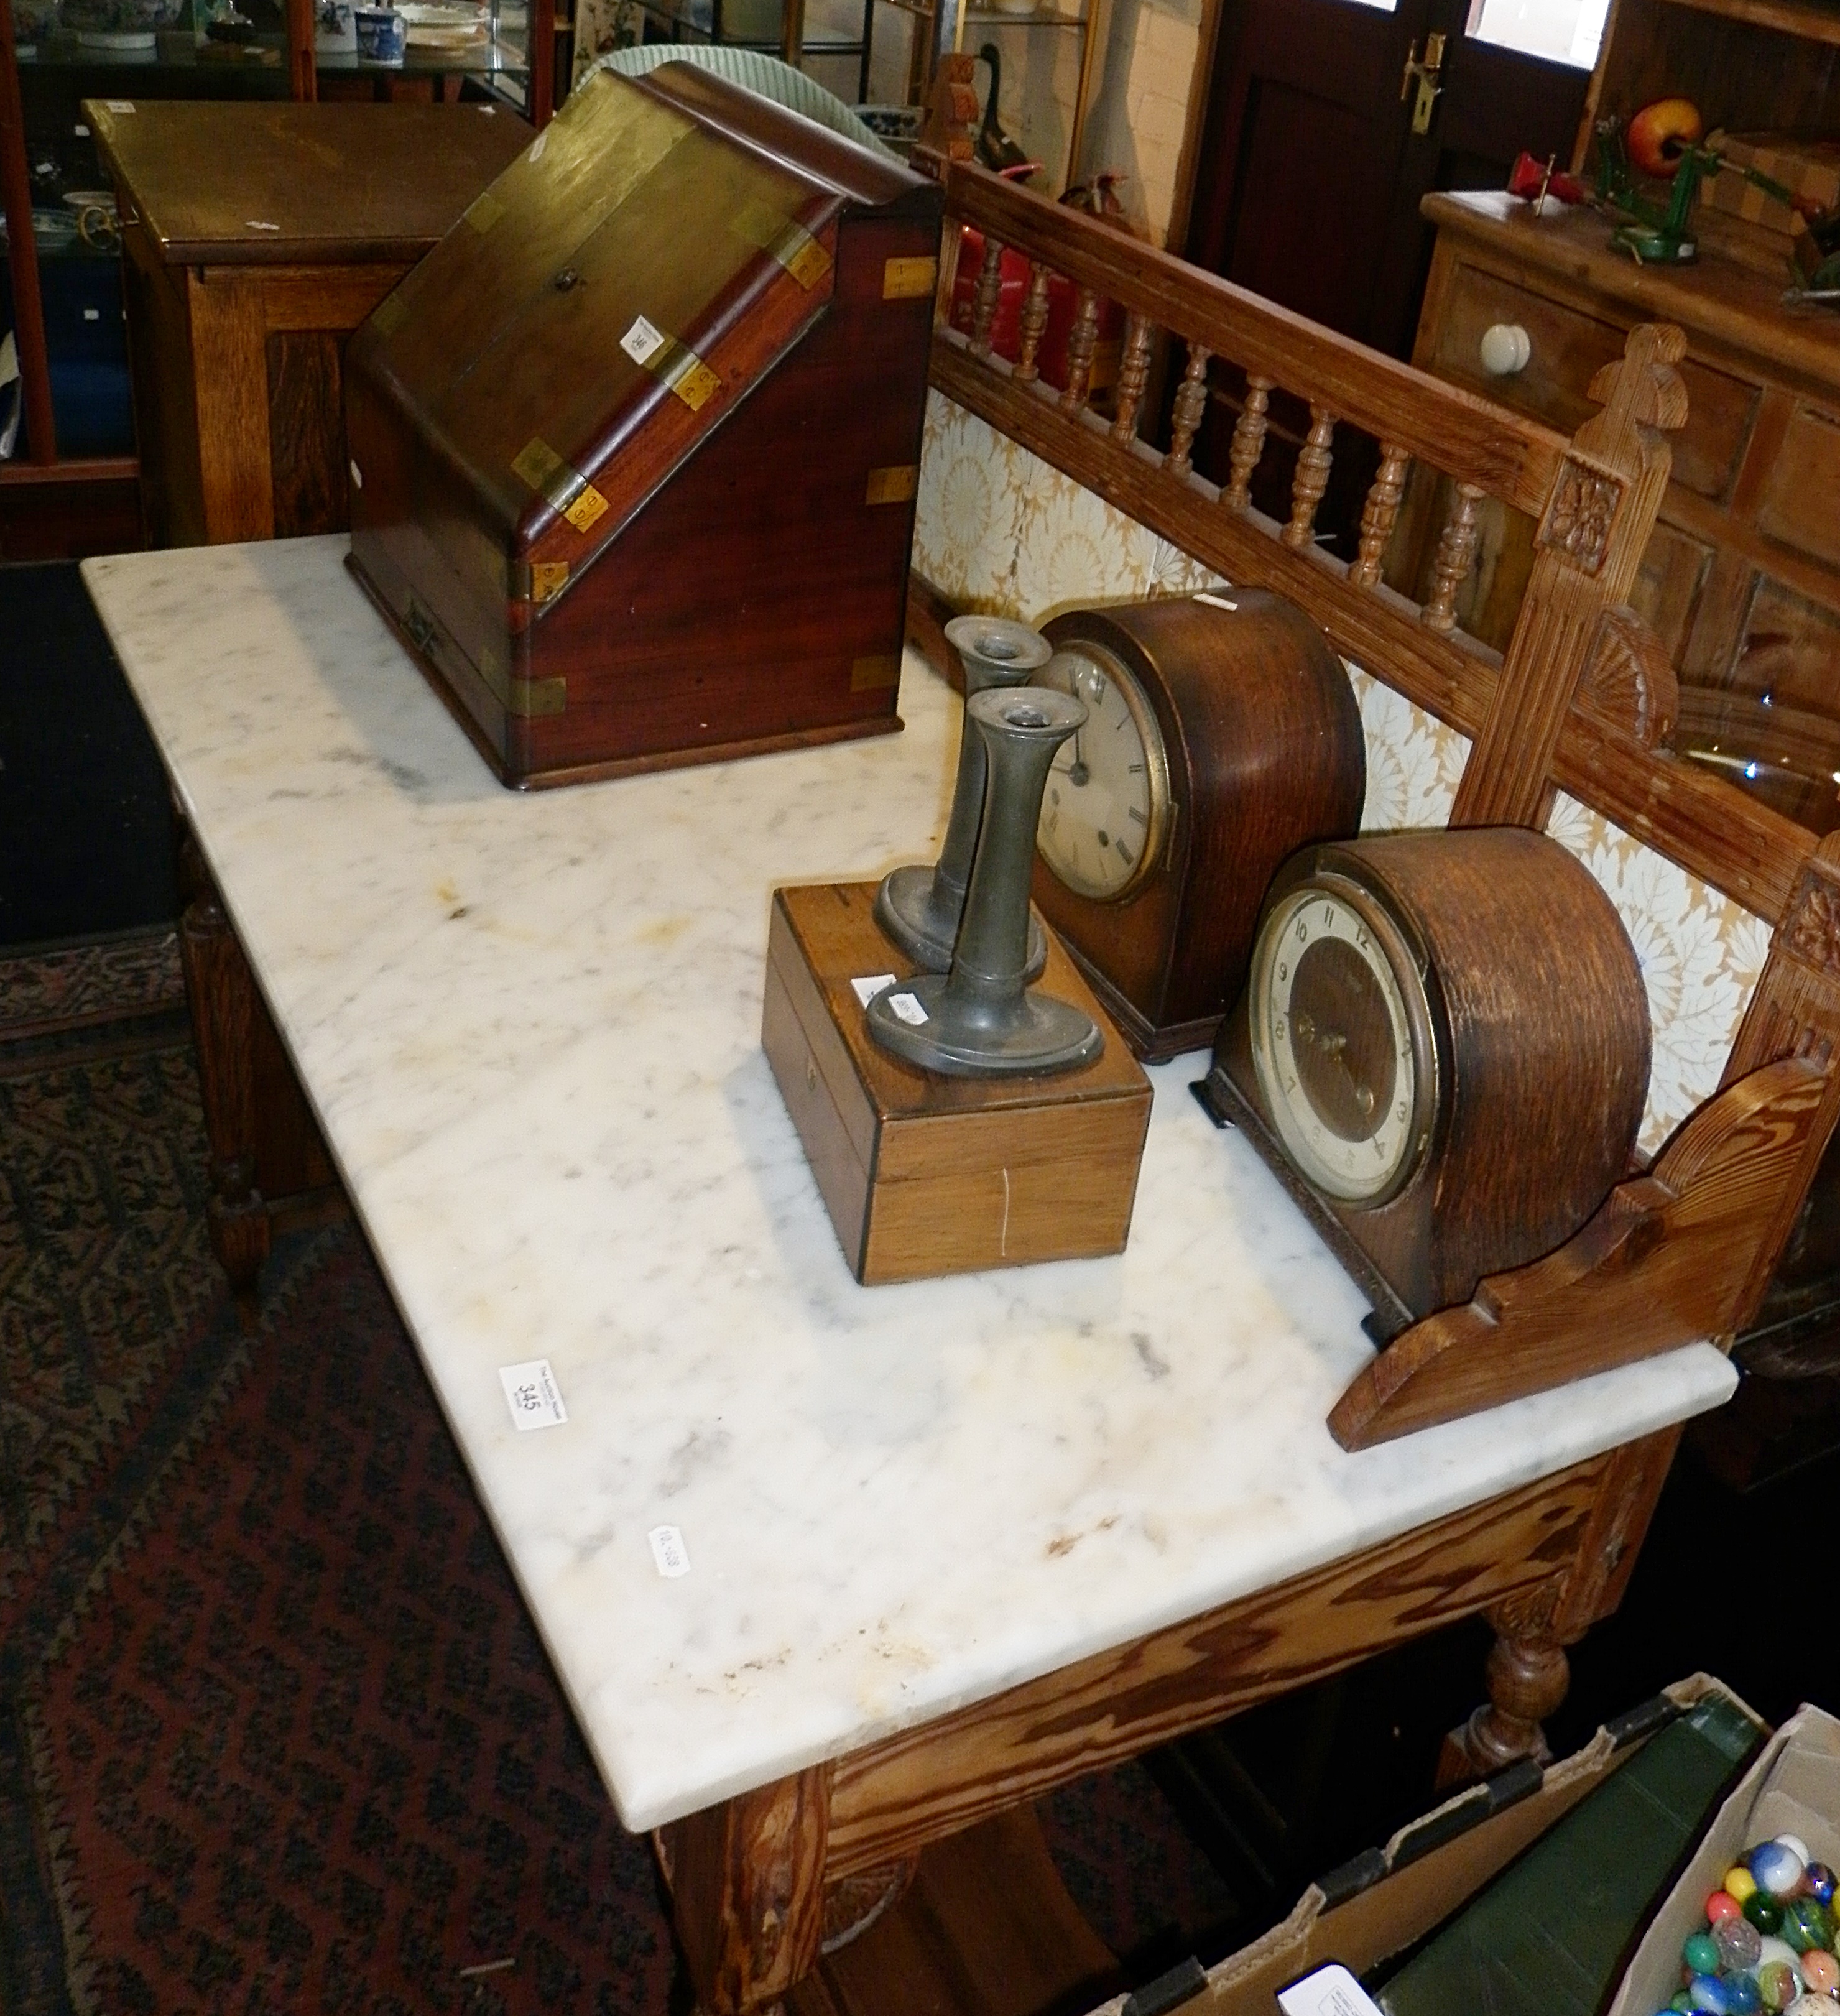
[1281,404,1336,550]
[1059,286,1101,414]
[1423,480,1486,631]
[1163,341,1211,478]
[1110,312,1155,444]
[1353,442,1412,588]
[1015,262,1052,384]
[1224,376,1271,509]
[969,236,1005,359]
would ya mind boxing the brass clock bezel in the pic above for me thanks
[1247,872,1441,1209]
[1034,640,1173,905]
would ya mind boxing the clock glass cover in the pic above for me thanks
[1035,643,1171,902]
[1249,881,1435,1204]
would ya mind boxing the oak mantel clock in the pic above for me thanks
[1029,592,1366,1061]
[1198,828,1652,1337]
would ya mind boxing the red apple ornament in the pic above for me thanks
[1627,98,1704,177]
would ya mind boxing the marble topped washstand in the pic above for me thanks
[81,535,1737,2014]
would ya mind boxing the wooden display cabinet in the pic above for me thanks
[90,98,530,545]
[1400,0,1840,833]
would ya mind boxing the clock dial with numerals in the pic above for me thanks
[1025,594,1366,1062]
[1249,881,1435,1205]
[1034,642,1171,902]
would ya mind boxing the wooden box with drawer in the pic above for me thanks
[89,99,532,548]
[344,62,943,788]
[1403,190,1840,831]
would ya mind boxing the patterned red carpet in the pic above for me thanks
[0,938,677,2016]
[0,937,1239,2016]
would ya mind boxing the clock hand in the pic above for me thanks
[1295,1016,1378,1115]
[1319,1029,1378,1118]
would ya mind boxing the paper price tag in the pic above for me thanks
[887,992,928,1026]
[104,100,135,113]
[499,1358,568,1430]
[621,315,667,366]
[649,1525,691,1578]
[851,973,897,1007]
[1277,1964,1386,2016]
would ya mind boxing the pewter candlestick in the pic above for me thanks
[874,614,1051,979]
[867,687,1103,1078]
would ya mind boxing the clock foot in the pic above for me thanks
[1190,1075,1235,1127]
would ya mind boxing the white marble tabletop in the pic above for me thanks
[83,535,1736,1833]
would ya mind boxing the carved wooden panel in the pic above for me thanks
[825,1456,1607,1877]
[1535,455,1625,576]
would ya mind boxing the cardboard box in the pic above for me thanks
[1606,1703,1840,2016]
[1082,1677,1765,2016]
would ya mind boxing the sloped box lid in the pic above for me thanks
[346,60,939,599]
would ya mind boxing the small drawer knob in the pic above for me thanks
[1479,323,1532,376]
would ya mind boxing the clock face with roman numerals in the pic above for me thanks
[1248,879,1438,1206]
[1033,643,1172,904]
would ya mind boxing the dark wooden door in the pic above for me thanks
[1184,0,1593,361]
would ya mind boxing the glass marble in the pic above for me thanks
[1757,1962,1801,2012]
[1757,1935,1803,1973]
[1731,1870,1763,1904]
[1777,1836,1813,1869]
[1754,1843,1808,1898]
[1689,1933,1727,1974]
[1748,1893,1787,1936]
[1778,1898,1833,1954]
[1711,1892,1747,1925]
[1800,1952,1839,1995]
[1784,1999,1833,2016]
[1716,1918,1765,1972]
[1729,1974,1764,2015]
[1695,1974,1736,2014]
[1806,1864,1836,1908]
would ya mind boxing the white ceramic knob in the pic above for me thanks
[1479,323,1532,376]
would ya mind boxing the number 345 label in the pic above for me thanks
[499,1358,568,1430]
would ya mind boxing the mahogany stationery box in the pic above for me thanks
[343,62,944,788]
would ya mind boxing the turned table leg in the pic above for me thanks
[178,835,270,1320]
[665,1767,831,2014]
[1438,1599,1570,1785]
[1438,1426,1683,1788]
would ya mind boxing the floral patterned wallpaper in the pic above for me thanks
[1344,668,1470,835]
[913,391,1776,1161]
[1545,793,1773,1162]
[913,391,1225,617]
